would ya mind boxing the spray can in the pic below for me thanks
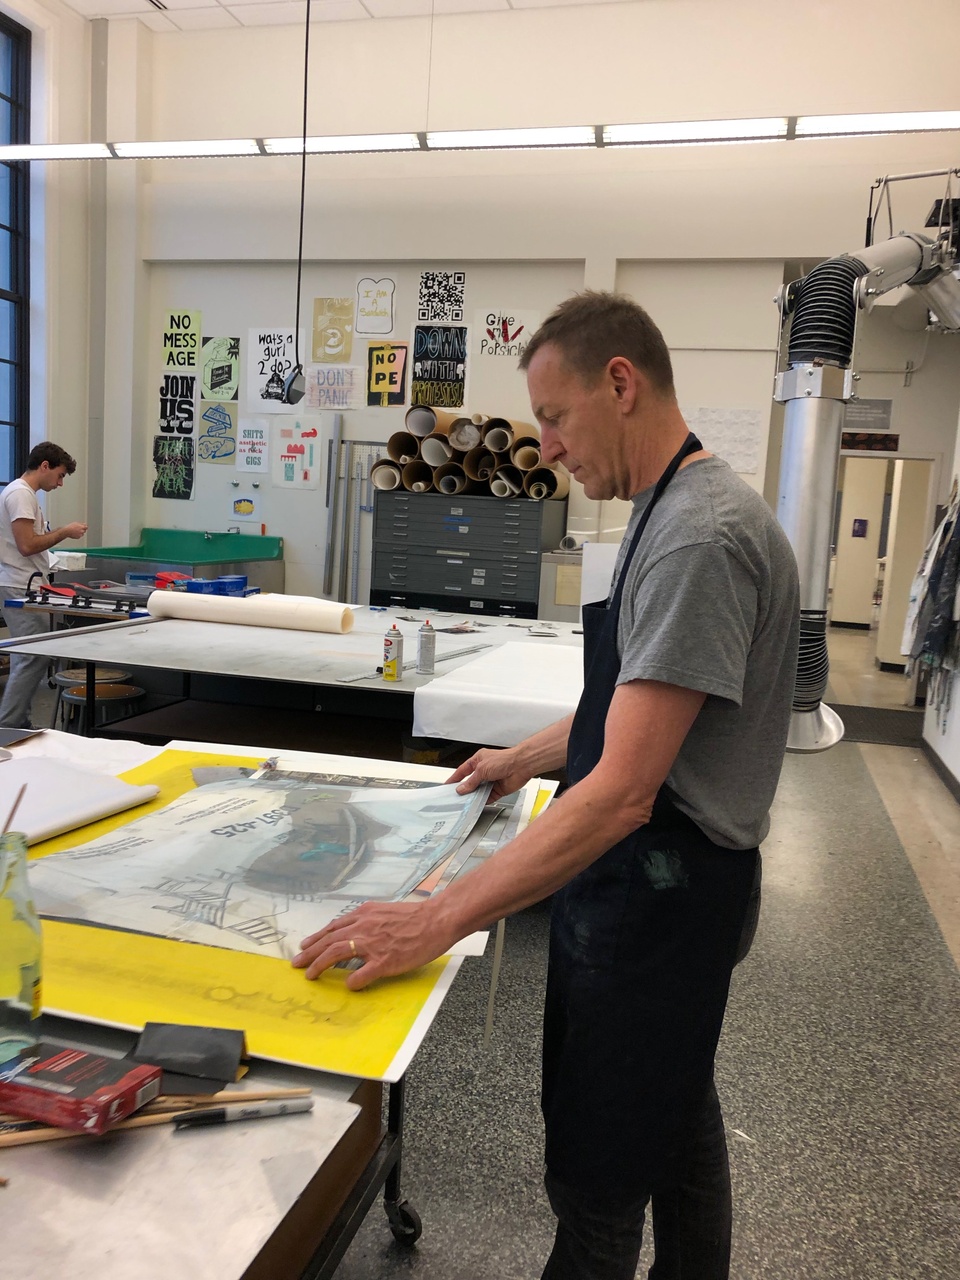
[417,619,436,675]
[383,623,404,682]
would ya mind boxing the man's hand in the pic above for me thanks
[446,746,532,801]
[292,899,454,991]
[63,522,88,540]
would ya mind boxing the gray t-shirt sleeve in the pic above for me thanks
[616,543,758,706]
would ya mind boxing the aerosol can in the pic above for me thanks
[382,623,404,681]
[417,619,436,675]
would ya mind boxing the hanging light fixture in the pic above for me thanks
[281,0,313,405]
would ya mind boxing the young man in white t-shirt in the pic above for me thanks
[0,442,88,728]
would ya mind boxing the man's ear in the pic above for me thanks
[606,357,640,413]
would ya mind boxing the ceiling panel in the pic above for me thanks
[168,6,242,26]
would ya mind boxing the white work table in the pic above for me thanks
[1,605,585,746]
[0,731,497,1278]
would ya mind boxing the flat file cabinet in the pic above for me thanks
[370,491,568,618]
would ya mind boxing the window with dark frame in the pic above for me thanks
[0,14,29,486]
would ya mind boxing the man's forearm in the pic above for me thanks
[512,713,574,777]
[17,527,73,556]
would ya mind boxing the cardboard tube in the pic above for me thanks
[510,437,541,471]
[386,431,419,464]
[463,447,497,481]
[434,461,469,495]
[420,433,455,467]
[147,590,354,634]
[402,460,434,492]
[483,418,538,452]
[405,406,458,438]
[523,465,571,500]
[448,418,483,452]
[371,460,402,490]
[471,413,490,427]
[489,464,524,498]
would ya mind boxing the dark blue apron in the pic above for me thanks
[541,433,760,1204]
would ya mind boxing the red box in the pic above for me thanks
[0,1041,161,1134]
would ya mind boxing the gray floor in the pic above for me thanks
[335,744,960,1280]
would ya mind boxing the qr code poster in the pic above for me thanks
[418,270,466,323]
[411,324,467,409]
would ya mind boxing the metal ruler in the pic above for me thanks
[335,642,492,683]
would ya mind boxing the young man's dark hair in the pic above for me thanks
[26,442,77,475]
[518,289,676,396]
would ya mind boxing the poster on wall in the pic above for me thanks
[161,311,201,371]
[272,417,321,489]
[356,277,396,335]
[304,365,364,411]
[312,297,354,363]
[411,324,467,408]
[153,436,195,500]
[366,342,408,407]
[158,373,197,435]
[474,309,541,360]
[200,337,240,401]
[231,493,261,524]
[418,270,466,323]
[236,419,270,473]
[198,401,238,464]
[680,406,762,475]
[246,328,304,412]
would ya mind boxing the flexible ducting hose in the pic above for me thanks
[793,611,830,713]
[786,256,871,367]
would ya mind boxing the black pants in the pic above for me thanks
[541,854,762,1279]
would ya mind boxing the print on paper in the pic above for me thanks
[161,310,201,370]
[232,493,260,523]
[312,297,354,363]
[272,416,321,489]
[418,270,466,323]
[474,309,541,359]
[247,328,303,413]
[304,365,364,411]
[411,324,467,408]
[236,418,270,473]
[200,337,240,401]
[198,401,238,464]
[158,373,197,435]
[153,435,195,500]
[356,277,396,335]
[367,341,408,407]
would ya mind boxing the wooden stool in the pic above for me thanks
[61,682,145,734]
[51,667,132,729]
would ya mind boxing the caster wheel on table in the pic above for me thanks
[388,1200,422,1246]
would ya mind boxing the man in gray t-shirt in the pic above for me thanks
[614,454,799,849]
[293,292,800,1280]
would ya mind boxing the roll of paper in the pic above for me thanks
[420,433,454,467]
[371,460,403,490]
[405,406,458,438]
[434,461,469,494]
[402,460,435,492]
[448,418,482,452]
[489,463,524,497]
[510,437,541,471]
[147,591,354,634]
[523,465,570,500]
[463,447,497,481]
[483,418,538,453]
[386,432,420,464]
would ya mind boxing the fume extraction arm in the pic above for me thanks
[774,167,960,753]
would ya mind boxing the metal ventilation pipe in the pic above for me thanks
[774,235,931,752]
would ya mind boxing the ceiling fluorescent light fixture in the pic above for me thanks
[263,133,420,155]
[796,111,960,138]
[111,139,261,158]
[426,126,595,151]
[604,117,789,146]
[0,142,112,160]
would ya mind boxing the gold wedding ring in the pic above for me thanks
[348,938,357,957]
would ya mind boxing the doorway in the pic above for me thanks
[826,454,934,711]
